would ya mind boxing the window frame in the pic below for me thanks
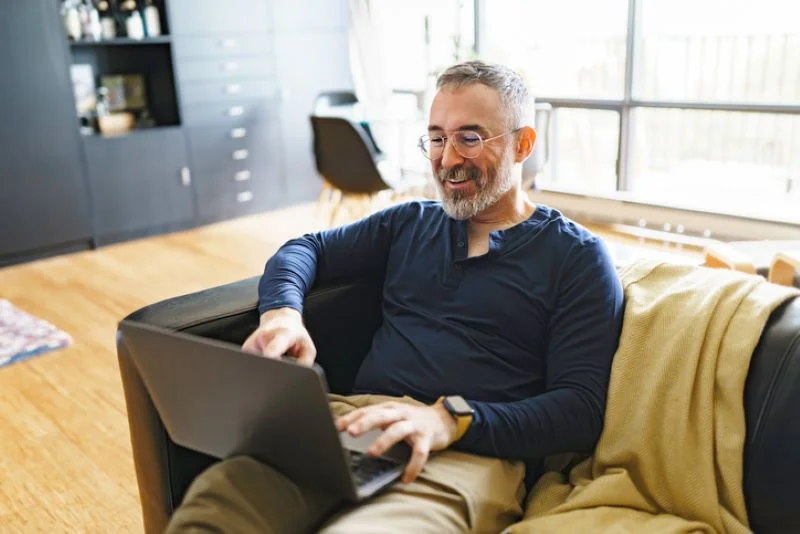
[474,0,800,239]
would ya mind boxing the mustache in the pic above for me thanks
[438,165,482,183]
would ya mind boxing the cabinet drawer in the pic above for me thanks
[176,56,273,83]
[187,126,277,173]
[169,0,270,35]
[194,168,273,218]
[194,169,243,218]
[173,34,273,59]
[180,79,277,105]
[181,100,275,127]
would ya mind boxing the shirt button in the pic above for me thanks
[457,241,465,247]
[454,264,462,270]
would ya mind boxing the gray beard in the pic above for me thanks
[436,149,516,220]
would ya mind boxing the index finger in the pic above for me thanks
[336,407,367,432]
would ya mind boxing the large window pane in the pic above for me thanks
[373,0,474,93]
[537,109,620,193]
[483,0,628,99]
[635,0,800,104]
[628,108,800,221]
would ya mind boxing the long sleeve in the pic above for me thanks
[257,205,400,316]
[454,238,624,460]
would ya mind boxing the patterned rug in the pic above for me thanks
[0,300,72,369]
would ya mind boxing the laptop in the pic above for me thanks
[118,320,410,502]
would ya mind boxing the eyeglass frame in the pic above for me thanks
[417,128,521,160]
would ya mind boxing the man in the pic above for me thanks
[167,60,624,533]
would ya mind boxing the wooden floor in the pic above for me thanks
[0,198,702,533]
[0,203,334,533]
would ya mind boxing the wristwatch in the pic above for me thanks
[441,395,474,442]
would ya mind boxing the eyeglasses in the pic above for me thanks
[418,129,519,160]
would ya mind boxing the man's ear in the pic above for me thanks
[514,126,537,163]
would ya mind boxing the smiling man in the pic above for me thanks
[167,60,624,533]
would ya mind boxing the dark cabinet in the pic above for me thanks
[0,0,353,265]
[169,0,271,35]
[169,0,287,223]
[0,0,92,262]
[82,128,194,242]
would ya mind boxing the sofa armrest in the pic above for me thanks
[118,275,383,534]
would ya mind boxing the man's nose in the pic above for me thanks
[440,138,465,169]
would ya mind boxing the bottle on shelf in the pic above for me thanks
[79,0,102,41]
[97,0,117,40]
[142,0,162,37]
[62,0,82,41]
[119,0,144,40]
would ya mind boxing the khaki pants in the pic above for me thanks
[167,395,526,534]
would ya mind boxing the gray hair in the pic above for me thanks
[436,60,533,130]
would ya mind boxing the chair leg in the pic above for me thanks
[328,189,344,227]
[317,180,335,224]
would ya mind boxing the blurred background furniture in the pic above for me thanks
[310,115,396,224]
[311,89,429,225]
[769,250,800,287]
[313,90,384,156]
[704,241,800,287]
[1,0,354,267]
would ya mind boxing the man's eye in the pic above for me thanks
[460,134,481,146]
[430,137,446,146]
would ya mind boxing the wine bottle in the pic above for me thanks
[80,0,102,41]
[142,0,161,37]
[62,0,82,41]
[97,0,117,39]
[120,0,144,40]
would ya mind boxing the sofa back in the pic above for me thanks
[742,297,800,532]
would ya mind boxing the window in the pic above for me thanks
[628,108,800,221]
[634,0,800,104]
[538,108,620,194]
[482,0,800,228]
[369,1,475,177]
[482,0,628,99]
[374,0,475,94]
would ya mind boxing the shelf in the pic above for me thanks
[69,36,171,47]
[80,125,184,139]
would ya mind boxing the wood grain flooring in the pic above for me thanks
[0,203,333,533]
[0,198,701,533]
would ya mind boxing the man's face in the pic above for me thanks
[427,84,517,220]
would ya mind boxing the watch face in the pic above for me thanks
[445,396,474,416]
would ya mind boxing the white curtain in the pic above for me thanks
[348,0,392,121]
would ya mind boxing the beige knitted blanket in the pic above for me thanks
[508,261,799,534]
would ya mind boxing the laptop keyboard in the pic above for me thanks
[347,450,399,487]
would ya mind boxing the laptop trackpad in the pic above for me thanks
[339,429,411,464]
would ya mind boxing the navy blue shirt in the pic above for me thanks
[258,201,624,482]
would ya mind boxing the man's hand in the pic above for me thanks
[241,308,316,366]
[335,400,458,484]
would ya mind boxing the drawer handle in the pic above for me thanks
[234,170,251,182]
[233,149,249,160]
[231,127,247,139]
[228,106,244,117]
[219,38,238,48]
[226,84,242,95]
[237,191,254,203]
[222,61,239,72]
[180,167,191,186]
